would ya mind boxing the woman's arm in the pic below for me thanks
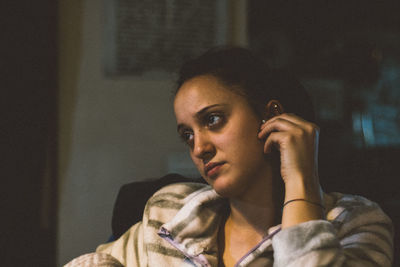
[258,113,393,266]
[259,113,324,228]
[96,222,145,267]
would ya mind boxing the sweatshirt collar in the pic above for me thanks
[158,186,226,266]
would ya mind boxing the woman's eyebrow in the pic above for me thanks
[176,104,227,133]
[195,104,226,118]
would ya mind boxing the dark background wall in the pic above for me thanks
[248,0,400,264]
[1,1,58,267]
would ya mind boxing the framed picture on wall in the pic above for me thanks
[103,0,230,78]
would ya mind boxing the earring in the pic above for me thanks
[262,119,266,124]
[270,103,283,115]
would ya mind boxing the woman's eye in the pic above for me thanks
[207,114,223,127]
[181,131,194,144]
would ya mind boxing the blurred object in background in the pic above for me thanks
[103,0,230,78]
[353,61,400,147]
[302,79,345,122]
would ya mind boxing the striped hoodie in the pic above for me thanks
[66,182,393,266]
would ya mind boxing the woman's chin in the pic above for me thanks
[209,175,244,198]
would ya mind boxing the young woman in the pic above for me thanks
[65,47,393,267]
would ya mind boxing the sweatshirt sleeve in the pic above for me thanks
[272,195,393,267]
[96,222,147,267]
[63,222,145,267]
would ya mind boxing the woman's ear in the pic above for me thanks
[264,100,284,120]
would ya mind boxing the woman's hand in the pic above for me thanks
[258,113,319,186]
[258,113,324,228]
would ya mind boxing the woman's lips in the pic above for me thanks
[204,162,225,178]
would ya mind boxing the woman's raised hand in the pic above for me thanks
[258,113,319,186]
[258,113,324,228]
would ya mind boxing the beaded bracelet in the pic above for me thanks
[283,198,325,210]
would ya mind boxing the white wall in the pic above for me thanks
[57,0,194,264]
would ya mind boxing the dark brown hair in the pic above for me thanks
[176,46,315,122]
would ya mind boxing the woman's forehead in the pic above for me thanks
[173,75,241,115]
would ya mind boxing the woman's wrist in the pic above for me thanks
[281,176,325,229]
[283,198,325,210]
[283,176,322,203]
[281,199,325,228]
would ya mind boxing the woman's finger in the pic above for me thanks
[258,117,298,139]
[261,113,312,131]
[260,114,319,141]
[273,113,308,124]
[263,131,287,153]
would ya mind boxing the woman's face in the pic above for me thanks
[174,75,272,198]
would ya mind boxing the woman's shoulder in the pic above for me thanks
[148,182,211,206]
[151,182,210,198]
[326,192,382,212]
[325,191,393,231]
[142,182,211,220]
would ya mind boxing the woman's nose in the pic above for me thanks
[192,132,215,160]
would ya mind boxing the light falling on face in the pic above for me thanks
[174,75,273,198]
